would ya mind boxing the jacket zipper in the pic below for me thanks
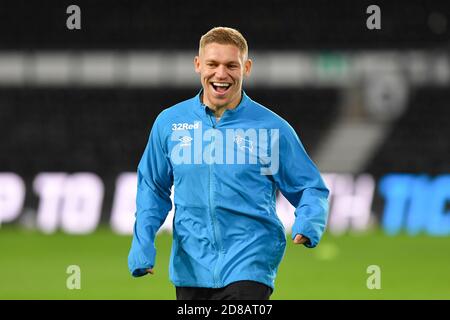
[208,114,223,287]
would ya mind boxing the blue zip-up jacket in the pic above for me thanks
[128,91,329,289]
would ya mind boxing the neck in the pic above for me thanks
[201,91,243,118]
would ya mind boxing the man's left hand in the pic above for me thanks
[293,234,309,245]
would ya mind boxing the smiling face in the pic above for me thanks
[194,43,252,110]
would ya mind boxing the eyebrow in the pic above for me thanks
[205,59,240,65]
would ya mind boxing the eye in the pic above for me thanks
[207,63,216,67]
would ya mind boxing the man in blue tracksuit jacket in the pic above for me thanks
[128,27,329,300]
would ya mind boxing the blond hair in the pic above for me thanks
[199,27,248,60]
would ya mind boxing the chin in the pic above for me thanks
[206,92,227,102]
[211,98,229,107]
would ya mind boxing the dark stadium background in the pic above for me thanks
[0,0,449,299]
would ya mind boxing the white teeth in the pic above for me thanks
[212,82,230,87]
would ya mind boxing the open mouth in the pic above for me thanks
[210,82,232,95]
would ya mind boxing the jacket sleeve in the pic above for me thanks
[272,122,329,248]
[128,112,173,277]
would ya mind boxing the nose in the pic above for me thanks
[215,64,227,79]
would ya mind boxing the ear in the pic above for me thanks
[194,56,201,74]
[244,58,252,77]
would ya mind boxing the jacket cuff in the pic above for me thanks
[128,249,155,277]
[292,219,319,248]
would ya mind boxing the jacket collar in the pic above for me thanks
[194,89,249,118]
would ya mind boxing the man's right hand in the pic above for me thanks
[146,268,154,275]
